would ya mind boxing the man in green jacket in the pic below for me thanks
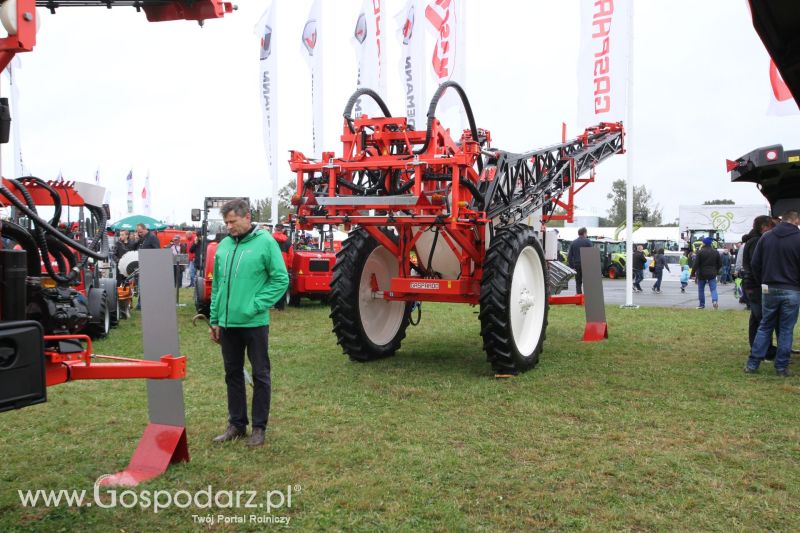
[209,199,289,447]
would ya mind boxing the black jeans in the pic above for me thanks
[220,326,271,430]
[744,284,776,358]
[574,267,583,294]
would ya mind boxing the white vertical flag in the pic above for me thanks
[577,0,631,126]
[352,0,387,118]
[396,0,425,130]
[767,59,800,116]
[142,173,151,215]
[424,0,466,129]
[126,170,134,214]
[4,58,24,179]
[258,3,280,225]
[302,0,324,158]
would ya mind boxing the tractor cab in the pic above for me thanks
[646,239,681,255]
[591,238,626,279]
[281,220,339,306]
[683,230,723,253]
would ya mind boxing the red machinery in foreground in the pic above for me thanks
[0,1,231,411]
[290,83,624,375]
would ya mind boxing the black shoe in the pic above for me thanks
[246,427,265,447]
[744,366,758,374]
[213,424,246,443]
[776,368,793,377]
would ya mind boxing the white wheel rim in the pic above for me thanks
[358,245,406,346]
[509,246,546,356]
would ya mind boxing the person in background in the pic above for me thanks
[692,237,722,309]
[114,229,131,285]
[720,249,732,284]
[567,227,593,295]
[632,244,646,293]
[168,235,183,289]
[132,223,160,310]
[651,248,669,293]
[741,215,777,360]
[271,223,290,253]
[680,264,690,293]
[745,210,800,376]
[185,231,197,288]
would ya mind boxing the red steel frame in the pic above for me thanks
[291,116,489,305]
[44,334,186,387]
[289,113,621,306]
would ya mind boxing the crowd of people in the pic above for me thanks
[569,212,800,376]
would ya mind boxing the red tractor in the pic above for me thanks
[289,83,624,374]
[280,221,338,306]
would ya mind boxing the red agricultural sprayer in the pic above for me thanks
[289,82,624,375]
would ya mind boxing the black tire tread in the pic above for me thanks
[479,224,549,374]
[329,228,411,362]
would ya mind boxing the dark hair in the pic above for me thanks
[578,227,587,237]
[752,214,773,233]
[220,198,250,218]
[657,248,665,255]
[136,223,147,231]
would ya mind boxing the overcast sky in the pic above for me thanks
[1,0,796,225]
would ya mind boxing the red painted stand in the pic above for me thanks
[99,423,189,487]
[582,321,608,342]
[549,294,585,306]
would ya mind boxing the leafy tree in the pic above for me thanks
[703,199,735,205]
[606,179,662,226]
[251,182,296,223]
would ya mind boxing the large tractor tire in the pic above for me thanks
[86,287,110,339]
[99,278,120,327]
[479,224,549,375]
[329,228,412,362]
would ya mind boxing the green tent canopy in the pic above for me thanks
[109,214,168,231]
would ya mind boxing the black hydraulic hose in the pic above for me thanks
[343,88,393,134]
[426,227,439,275]
[9,178,73,283]
[70,203,107,278]
[0,219,42,275]
[20,176,62,225]
[458,178,485,208]
[414,81,483,174]
[0,182,107,260]
[47,235,78,272]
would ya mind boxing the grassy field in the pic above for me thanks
[1,291,800,532]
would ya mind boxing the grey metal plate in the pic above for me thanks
[315,195,419,206]
[139,249,186,427]
[580,247,607,324]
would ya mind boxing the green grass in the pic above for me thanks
[2,292,800,532]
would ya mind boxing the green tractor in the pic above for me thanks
[592,239,626,279]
